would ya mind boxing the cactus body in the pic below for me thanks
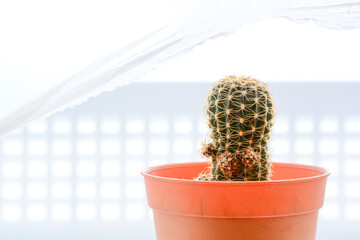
[199,76,275,181]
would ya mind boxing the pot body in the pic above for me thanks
[142,162,330,240]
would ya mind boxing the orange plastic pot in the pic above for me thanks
[142,162,330,240]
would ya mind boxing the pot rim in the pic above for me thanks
[141,162,330,185]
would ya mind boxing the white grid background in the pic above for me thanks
[0,82,359,239]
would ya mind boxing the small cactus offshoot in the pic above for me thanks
[197,75,275,181]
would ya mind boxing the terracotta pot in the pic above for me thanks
[142,162,330,240]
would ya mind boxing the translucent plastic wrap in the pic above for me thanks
[0,0,359,137]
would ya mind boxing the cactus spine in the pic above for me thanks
[198,76,275,181]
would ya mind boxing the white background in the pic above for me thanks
[0,1,359,239]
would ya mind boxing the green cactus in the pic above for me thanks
[198,75,275,181]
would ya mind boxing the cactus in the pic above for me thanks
[198,75,275,181]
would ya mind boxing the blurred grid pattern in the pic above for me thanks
[0,82,359,239]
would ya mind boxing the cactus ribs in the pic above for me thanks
[197,76,275,181]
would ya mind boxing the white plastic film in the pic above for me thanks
[0,0,359,138]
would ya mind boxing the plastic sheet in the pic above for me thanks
[0,0,359,138]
